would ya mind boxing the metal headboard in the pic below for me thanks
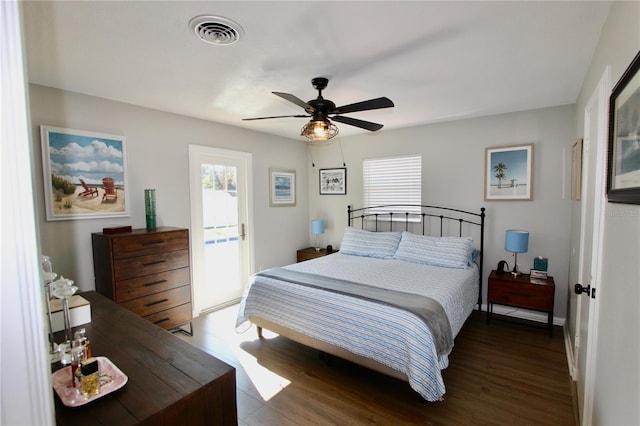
[348,204,486,309]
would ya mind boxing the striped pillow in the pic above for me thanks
[393,232,474,269]
[340,227,401,259]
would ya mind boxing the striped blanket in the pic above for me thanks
[236,253,478,401]
[255,267,453,358]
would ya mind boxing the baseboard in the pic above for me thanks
[481,303,566,326]
[564,323,577,380]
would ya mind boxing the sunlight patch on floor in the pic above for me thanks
[236,331,291,401]
[187,304,292,401]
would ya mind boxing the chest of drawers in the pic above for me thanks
[92,227,192,331]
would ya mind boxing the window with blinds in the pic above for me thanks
[363,155,422,219]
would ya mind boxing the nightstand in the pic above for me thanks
[296,247,336,262]
[487,270,555,336]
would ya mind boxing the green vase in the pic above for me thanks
[144,189,156,231]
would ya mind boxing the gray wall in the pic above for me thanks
[29,84,309,293]
[570,1,640,423]
[308,105,575,322]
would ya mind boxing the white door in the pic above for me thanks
[189,145,253,314]
[574,67,609,425]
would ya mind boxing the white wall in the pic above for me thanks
[571,1,640,424]
[308,105,575,322]
[29,84,309,292]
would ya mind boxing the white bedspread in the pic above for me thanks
[236,253,478,401]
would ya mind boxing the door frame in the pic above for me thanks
[188,145,254,315]
[575,66,610,426]
[2,2,55,422]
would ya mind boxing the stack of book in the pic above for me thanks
[530,256,548,283]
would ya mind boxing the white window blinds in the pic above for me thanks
[363,155,422,217]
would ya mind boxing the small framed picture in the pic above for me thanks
[607,50,640,204]
[40,125,129,220]
[269,168,296,207]
[484,144,533,201]
[319,167,347,195]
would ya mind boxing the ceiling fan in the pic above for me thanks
[243,77,394,141]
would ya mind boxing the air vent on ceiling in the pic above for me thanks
[189,15,244,46]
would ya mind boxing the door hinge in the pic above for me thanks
[591,288,596,299]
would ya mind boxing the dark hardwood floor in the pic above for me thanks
[176,306,576,426]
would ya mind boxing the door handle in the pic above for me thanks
[574,283,591,296]
[240,223,246,240]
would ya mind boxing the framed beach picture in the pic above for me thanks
[607,50,640,205]
[484,144,533,201]
[269,168,296,207]
[319,167,347,195]
[40,125,129,220]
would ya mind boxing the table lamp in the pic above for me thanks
[505,230,529,276]
[311,219,325,252]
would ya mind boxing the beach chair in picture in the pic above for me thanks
[102,177,117,202]
[78,179,98,197]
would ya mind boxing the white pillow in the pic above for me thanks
[393,232,474,269]
[340,227,401,259]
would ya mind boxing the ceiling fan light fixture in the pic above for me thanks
[301,119,339,141]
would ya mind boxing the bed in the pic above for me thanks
[236,204,485,401]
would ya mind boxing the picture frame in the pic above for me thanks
[571,138,583,201]
[484,143,533,201]
[40,125,129,221]
[607,50,640,205]
[269,168,296,207]
[319,167,347,195]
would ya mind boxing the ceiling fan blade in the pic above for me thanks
[331,115,384,132]
[272,92,315,112]
[242,114,309,121]
[332,97,394,114]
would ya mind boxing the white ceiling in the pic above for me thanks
[22,1,611,141]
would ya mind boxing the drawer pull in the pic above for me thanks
[145,298,169,307]
[142,239,165,246]
[142,259,166,267]
[154,317,170,324]
[144,279,168,287]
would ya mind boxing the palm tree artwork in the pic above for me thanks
[494,162,508,189]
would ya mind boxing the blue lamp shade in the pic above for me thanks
[311,220,325,235]
[505,230,529,253]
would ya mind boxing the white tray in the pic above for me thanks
[52,356,128,407]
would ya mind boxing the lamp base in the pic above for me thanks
[511,252,521,276]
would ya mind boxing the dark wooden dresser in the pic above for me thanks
[92,227,192,331]
[53,291,237,425]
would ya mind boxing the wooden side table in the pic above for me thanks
[487,270,555,336]
[296,247,336,262]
